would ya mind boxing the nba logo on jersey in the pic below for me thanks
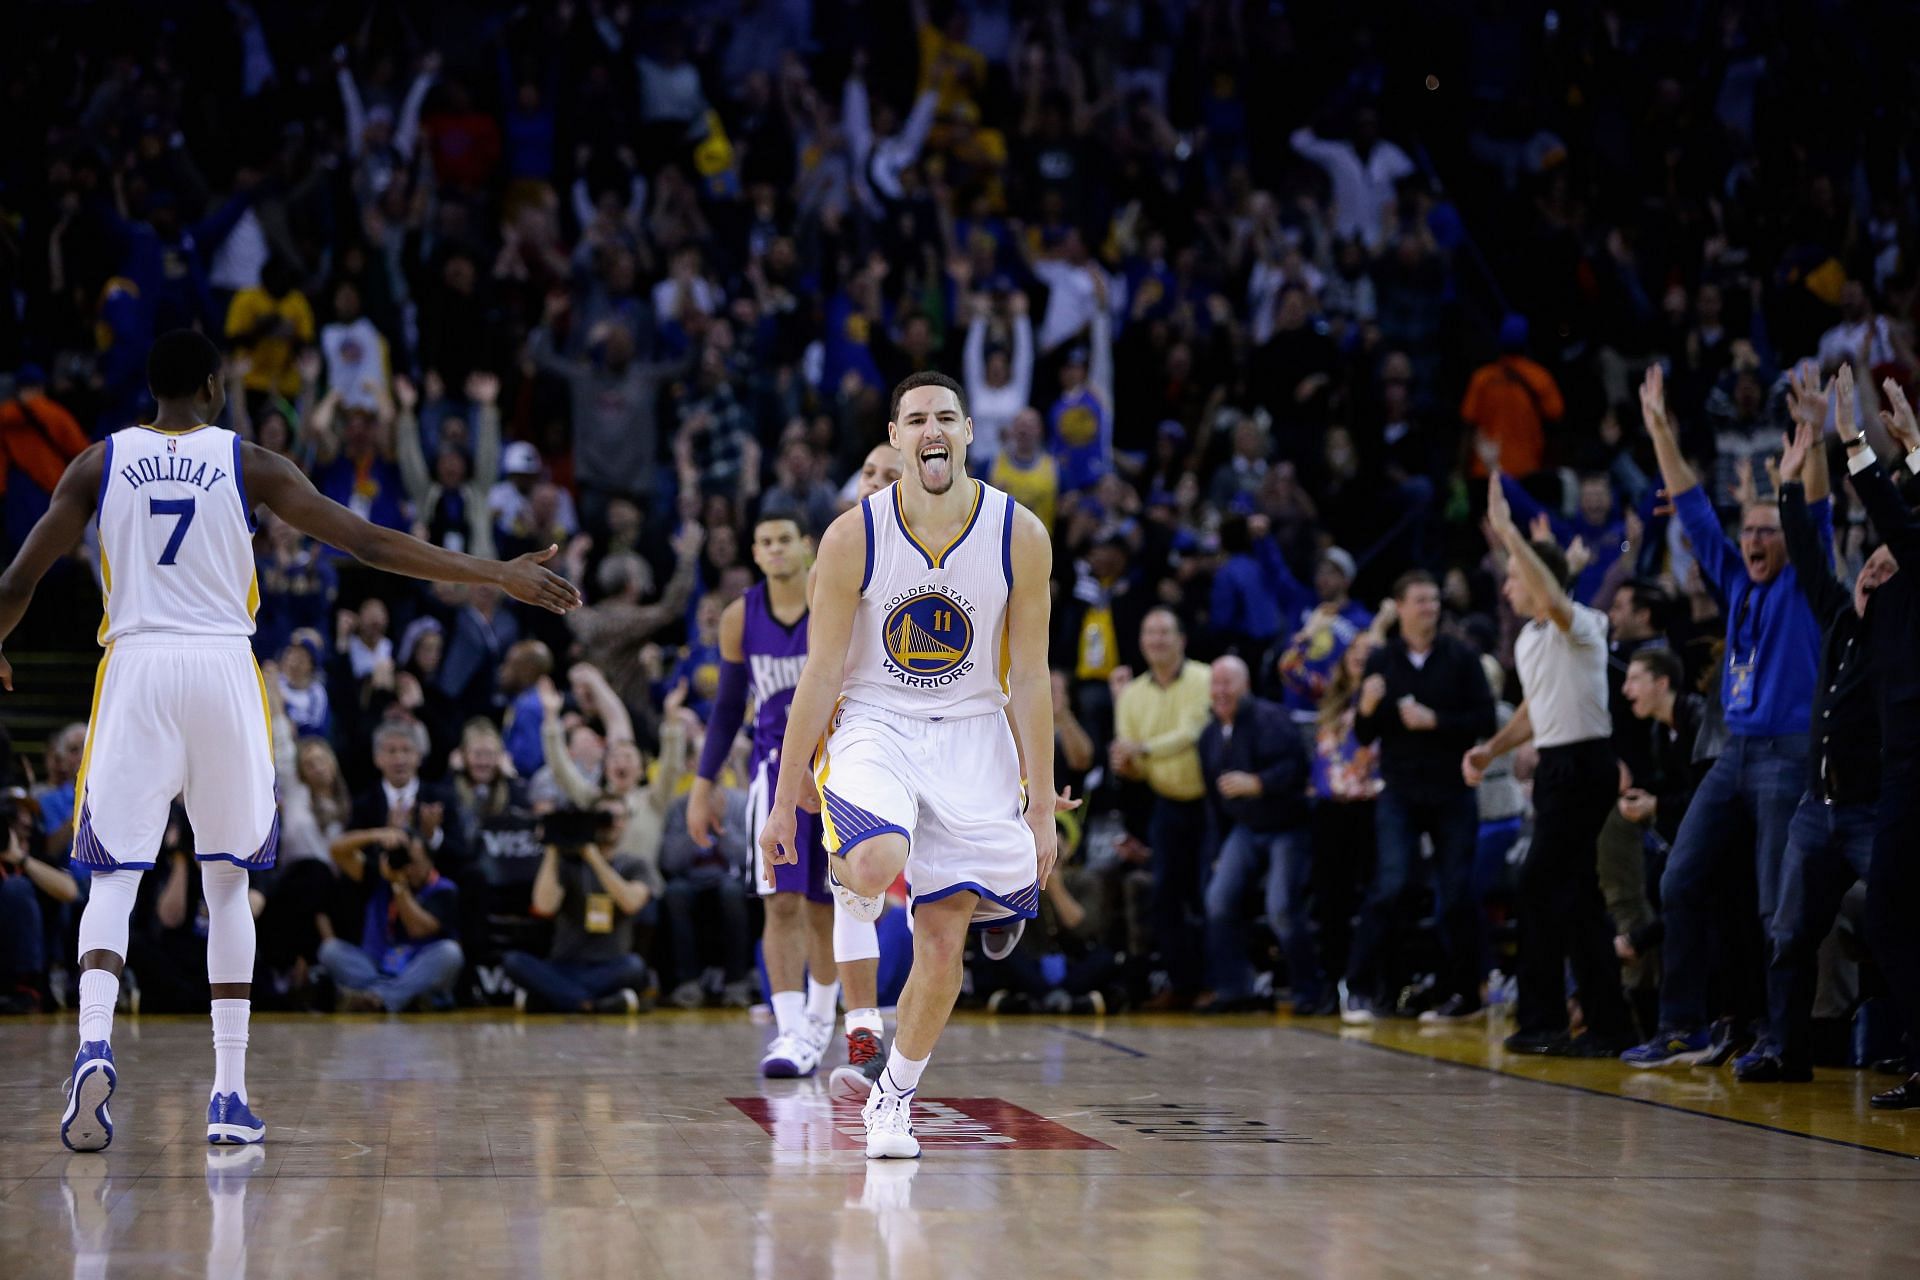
[881,586,976,687]
[166,437,178,454]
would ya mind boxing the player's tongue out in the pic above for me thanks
[920,443,951,486]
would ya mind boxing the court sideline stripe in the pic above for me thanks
[1046,1024,1150,1059]
[1290,1025,1920,1164]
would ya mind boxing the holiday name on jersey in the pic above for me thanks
[118,454,230,494]
[880,582,978,688]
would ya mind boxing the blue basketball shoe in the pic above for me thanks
[207,1093,266,1145]
[60,1041,117,1152]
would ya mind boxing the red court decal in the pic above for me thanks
[729,1096,1112,1151]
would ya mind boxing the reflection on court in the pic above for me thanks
[3,1011,1918,1280]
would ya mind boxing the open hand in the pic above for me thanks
[1880,377,1920,453]
[1784,360,1827,434]
[1638,364,1672,439]
[1778,421,1814,485]
[498,546,583,614]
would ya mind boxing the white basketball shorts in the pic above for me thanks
[811,698,1038,927]
[71,634,279,872]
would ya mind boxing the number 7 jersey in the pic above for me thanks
[96,425,260,644]
[840,478,1018,721]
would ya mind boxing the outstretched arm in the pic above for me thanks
[1488,471,1574,629]
[244,444,581,613]
[768,510,865,816]
[1642,363,1742,592]
[0,445,105,686]
[1638,364,1700,498]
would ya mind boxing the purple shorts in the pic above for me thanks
[745,758,832,904]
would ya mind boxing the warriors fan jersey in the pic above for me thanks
[96,425,259,644]
[841,479,1016,721]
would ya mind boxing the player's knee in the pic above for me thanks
[765,891,804,922]
[841,834,908,896]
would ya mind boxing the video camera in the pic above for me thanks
[540,808,609,859]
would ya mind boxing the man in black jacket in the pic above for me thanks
[1609,647,1707,994]
[1341,571,1496,1024]
[1198,657,1314,1013]
[344,721,467,875]
[1836,373,1920,1108]
[1737,413,1892,1083]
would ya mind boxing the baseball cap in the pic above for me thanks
[502,441,543,476]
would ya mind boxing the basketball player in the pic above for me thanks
[0,331,579,1151]
[688,512,844,1077]
[689,445,906,1087]
[760,372,1062,1159]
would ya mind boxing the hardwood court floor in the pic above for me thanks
[3,1010,1918,1280]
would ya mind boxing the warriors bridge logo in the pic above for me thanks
[881,587,975,687]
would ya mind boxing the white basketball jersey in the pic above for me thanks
[96,425,259,644]
[842,479,1017,720]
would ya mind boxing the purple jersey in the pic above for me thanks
[741,583,809,766]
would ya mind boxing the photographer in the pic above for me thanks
[322,827,464,1012]
[501,807,655,1013]
[2,787,79,1013]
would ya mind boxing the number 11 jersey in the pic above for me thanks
[840,478,1018,722]
[96,425,259,644]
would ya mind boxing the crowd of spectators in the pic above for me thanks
[3,2,1920,1099]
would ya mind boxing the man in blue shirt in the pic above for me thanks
[1622,365,1825,1068]
[320,828,465,1013]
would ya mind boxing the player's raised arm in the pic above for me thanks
[0,443,106,689]
[242,443,582,615]
[1004,504,1060,885]
[762,508,864,862]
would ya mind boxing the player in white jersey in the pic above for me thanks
[760,373,1067,1159]
[0,331,579,1152]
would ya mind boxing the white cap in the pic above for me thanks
[502,441,543,476]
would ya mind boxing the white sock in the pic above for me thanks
[806,977,840,1025]
[771,990,806,1038]
[211,999,250,1102]
[845,1007,884,1037]
[879,1048,928,1097]
[78,971,118,1046]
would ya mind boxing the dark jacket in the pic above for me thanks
[349,781,468,873]
[1848,457,1920,766]
[1199,695,1310,834]
[1780,480,1879,804]
[1608,634,1669,786]
[1353,633,1496,801]
[1639,691,1707,844]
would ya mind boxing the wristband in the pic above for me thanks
[1907,445,1920,475]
